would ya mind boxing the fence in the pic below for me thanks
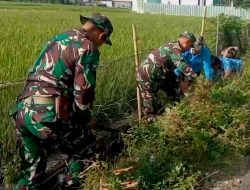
[0,51,151,122]
[133,1,250,20]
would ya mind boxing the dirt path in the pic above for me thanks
[205,156,250,190]
[0,119,129,190]
[1,157,250,190]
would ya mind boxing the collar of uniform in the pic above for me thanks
[75,28,88,38]
[170,42,182,55]
[166,42,181,51]
[74,28,99,50]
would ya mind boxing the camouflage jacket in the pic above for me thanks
[137,42,188,116]
[19,28,99,112]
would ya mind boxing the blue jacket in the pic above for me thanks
[180,46,213,80]
[220,57,243,73]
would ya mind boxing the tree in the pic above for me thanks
[234,0,243,6]
[234,0,250,8]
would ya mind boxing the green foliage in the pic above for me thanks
[234,0,250,9]
[205,13,246,55]
[1,156,20,186]
[83,161,123,190]
[84,64,250,189]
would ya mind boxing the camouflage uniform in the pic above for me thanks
[137,42,196,118]
[10,13,113,190]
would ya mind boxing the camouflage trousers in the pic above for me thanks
[137,76,180,117]
[11,100,95,190]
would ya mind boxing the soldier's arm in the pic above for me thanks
[170,50,196,77]
[73,50,99,123]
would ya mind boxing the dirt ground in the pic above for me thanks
[2,157,250,190]
[204,156,250,190]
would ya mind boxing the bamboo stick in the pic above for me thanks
[132,24,142,121]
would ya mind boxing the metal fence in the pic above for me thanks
[133,1,250,20]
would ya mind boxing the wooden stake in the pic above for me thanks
[132,24,142,121]
[200,6,207,36]
[215,15,220,55]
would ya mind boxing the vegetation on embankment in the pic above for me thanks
[82,15,250,190]
[83,63,250,190]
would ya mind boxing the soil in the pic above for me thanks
[204,156,250,190]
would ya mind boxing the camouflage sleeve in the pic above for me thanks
[73,50,99,120]
[137,61,155,117]
[160,44,188,70]
[170,52,196,77]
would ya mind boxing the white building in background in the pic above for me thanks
[113,0,133,8]
[98,0,133,8]
[98,0,113,7]
[161,0,213,6]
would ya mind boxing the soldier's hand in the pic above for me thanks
[147,116,155,123]
[87,119,96,129]
[145,115,156,124]
[183,66,197,78]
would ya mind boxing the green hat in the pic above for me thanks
[179,31,196,43]
[80,13,113,45]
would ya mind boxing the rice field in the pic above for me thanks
[0,1,204,185]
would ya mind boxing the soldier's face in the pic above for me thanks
[178,37,193,52]
[93,27,108,46]
[83,22,107,47]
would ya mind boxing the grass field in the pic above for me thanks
[2,2,249,189]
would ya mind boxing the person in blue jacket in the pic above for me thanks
[174,35,213,97]
[220,46,243,79]
[180,35,213,80]
[210,46,243,80]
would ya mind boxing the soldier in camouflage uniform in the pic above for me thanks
[137,32,196,121]
[10,13,113,190]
